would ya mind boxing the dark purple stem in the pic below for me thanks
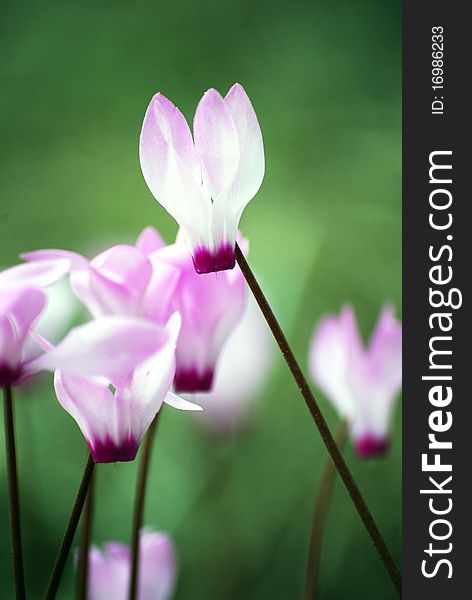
[235,244,401,596]
[44,453,95,600]
[304,419,349,599]
[77,468,95,600]
[128,412,161,600]
[3,385,26,600]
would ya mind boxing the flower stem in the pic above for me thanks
[235,244,401,596]
[76,468,95,600]
[304,419,349,599]
[44,452,95,600]
[3,385,26,600]
[128,412,161,600]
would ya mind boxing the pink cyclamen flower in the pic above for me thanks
[0,260,69,386]
[309,305,402,458]
[86,529,176,600]
[32,313,201,462]
[191,295,274,433]
[139,83,265,273]
[21,227,176,321]
[157,238,246,393]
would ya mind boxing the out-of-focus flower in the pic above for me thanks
[309,305,402,458]
[139,83,264,273]
[0,287,46,386]
[191,294,274,433]
[21,228,176,321]
[0,260,69,386]
[157,238,246,393]
[33,313,200,462]
[86,529,176,600]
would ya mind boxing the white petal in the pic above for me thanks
[164,391,202,411]
[193,88,240,201]
[224,83,265,215]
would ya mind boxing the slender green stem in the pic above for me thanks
[76,468,95,600]
[128,413,161,600]
[3,385,26,600]
[44,453,95,600]
[235,245,401,596]
[304,419,349,599]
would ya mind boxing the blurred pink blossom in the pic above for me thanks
[0,260,69,386]
[309,305,402,458]
[139,84,264,273]
[86,529,176,600]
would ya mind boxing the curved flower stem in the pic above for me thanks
[128,412,161,600]
[304,419,349,599]
[76,468,95,600]
[44,452,95,600]
[3,385,26,600]
[235,245,401,596]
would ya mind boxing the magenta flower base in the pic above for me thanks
[89,436,139,463]
[0,364,21,387]
[192,244,236,274]
[174,368,214,393]
[354,435,390,459]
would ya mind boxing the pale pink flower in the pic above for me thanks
[0,260,69,386]
[31,313,200,463]
[191,295,274,432]
[309,305,402,458]
[156,238,246,392]
[86,529,176,600]
[139,84,264,273]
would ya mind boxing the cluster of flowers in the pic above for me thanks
[0,83,402,598]
[0,226,258,598]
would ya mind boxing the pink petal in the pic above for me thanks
[0,259,70,290]
[141,93,200,180]
[224,83,265,214]
[87,531,176,600]
[349,306,402,448]
[88,245,153,316]
[91,245,152,291]
[115,314,181,437]
[308,306,362,421]
[87,543,129,600]
[141,254,180,323]
[28,317,172,386]
[0,287,46,384]
[139,93,210,242]
[158,243,246,392]
[193,88,240,201]
[139,530,177,600]
[368,305,402,391]
[53,315,180,463]
[191,294,273,432]
[135,227,167,256]
[53,371,138,463]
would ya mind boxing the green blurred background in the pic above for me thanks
[0,0,401,597]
